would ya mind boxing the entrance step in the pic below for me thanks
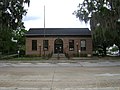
[50,54,68,60]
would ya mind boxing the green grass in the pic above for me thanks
[0,54,18,60]
[14,57,43,60]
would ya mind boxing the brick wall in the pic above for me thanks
[26,36,92,56]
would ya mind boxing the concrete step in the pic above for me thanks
[52,54,65,58]
[50,54,68,60]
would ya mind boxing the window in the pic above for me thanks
[80,40,86,51]
[32,40,37,51]
[43,40,48,51]
[69,40,74,51]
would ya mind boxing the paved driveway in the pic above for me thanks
[0,61,120,90]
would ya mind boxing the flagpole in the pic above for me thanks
[43,5,45,57]
[44,5,45,32]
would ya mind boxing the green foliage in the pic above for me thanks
[47,52,53,59]
[13,28,27,50]
[0,0,30,55]
[73,53,87,57]
[13,29,27,44]
[64,52,70,59]
[0,54,18,60]
[114,22,120,49]
[110,46,119,52]
[80,53,87,57]
[0,0,30,30]
[73,53,79,57]
[14,56,43,61]
[42,52,53,60]
[19,49,25,56]
[25,55,41,57]
[74,0,120,56]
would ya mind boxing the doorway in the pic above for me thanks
[54,39,63,53]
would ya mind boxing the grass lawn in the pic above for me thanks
[14,57,43,60]
[0,55,49,61]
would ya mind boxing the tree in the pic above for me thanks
[12,28,27,56]
[93,26,114,55]
[74,0,120,56]
[114,21,120,55]
[13,28,27,48]
[0,0,30,54]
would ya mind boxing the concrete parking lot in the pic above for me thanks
[0,61,120,90]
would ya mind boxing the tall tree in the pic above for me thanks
[0,0,30,54]
[115,21,120,55]
[74,0,120,56]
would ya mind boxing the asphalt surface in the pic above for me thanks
[0,60,120,90]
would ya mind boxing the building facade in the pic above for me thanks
[25,28,92,56]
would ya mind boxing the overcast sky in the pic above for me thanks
[23,0,90,30]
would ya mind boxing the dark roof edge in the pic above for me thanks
[26,35,91,37]
[26,28,91,36]
[29,28,89,29]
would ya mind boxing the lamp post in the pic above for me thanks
[39,44,41,57]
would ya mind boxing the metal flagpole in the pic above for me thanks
[43,5,45,57]
[44,5,46,40]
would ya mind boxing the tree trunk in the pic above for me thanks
[103,46,107,56]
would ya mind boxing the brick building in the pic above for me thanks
[25,28,92,56]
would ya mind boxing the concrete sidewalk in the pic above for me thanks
[0,60,120,67]
[0,87,119,90]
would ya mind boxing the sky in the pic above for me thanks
[23,0,90,30]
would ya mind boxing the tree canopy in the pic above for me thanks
[0,0,30,54]
[74,0,120,33]
[74,0,120,55]
[0,0,30,30]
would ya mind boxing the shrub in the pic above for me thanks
[64,53,70,59]
[80,53,87,57]
[47,52,53,59]
[42,52,53,59]
[73,53,87,57]
[73,53,79,57]
[19,50,25,57]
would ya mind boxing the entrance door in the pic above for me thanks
[54,39,63,53]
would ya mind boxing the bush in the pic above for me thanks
[25,55,40,57]
[65,53,70,59]
[73,53,79,57]
[47,52,53,59]
[42,52,53,59]
[19,50,25,56]
[80,53,87,57]
[73,53,87,57]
